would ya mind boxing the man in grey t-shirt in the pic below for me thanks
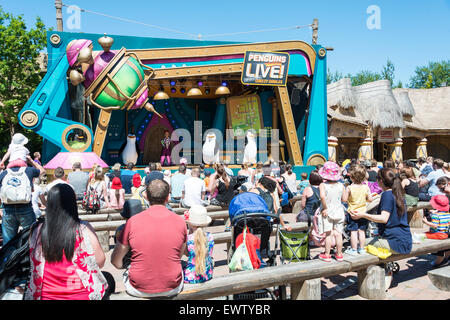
[67,162,90,200]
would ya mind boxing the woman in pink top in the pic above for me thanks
[25,184,110,300]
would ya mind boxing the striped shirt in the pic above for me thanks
[430,211,450,234]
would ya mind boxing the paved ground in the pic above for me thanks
[102,210,450,300]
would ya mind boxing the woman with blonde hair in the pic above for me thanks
[183,205,214,283]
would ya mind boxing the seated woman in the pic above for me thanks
[108,177,125,210]
[25,184,110,300]
[210,164,237,207]
[350,168,412,256]
[87,167,110,209]
[183,205,214,284]
[281,164,298,197]
[238,163,254,186]
[400,167,419,207]
[296,170,323,222]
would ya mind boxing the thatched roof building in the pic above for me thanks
[327,78,450,160]
[353,80,405,129]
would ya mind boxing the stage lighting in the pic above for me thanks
[215,85,230,95]
[187,87,202,96]
[154,86,169,100]
[197,81,203,87]
[171,87,177,93]
[180,87,186,94]
[205,88,210,94]
[170,80,176,86]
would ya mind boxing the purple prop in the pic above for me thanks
[66,39,92,67]
[84,50,117,88]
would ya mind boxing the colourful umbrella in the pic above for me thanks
[44,152,109,170]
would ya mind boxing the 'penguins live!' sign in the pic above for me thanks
[241,51,290,86]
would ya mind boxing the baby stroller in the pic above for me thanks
[227,192,282,300]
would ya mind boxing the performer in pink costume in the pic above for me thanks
[160,130,173,166]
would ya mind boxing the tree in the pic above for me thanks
[327,69,343,84]
[381,59,395,86]
[350,70,382,86]
[0,6,48,153]
[409,60,450,88]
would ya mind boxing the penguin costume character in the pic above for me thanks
[119,126,140,165]
[243,130,257,164]
[203,132,220,164]
[122,134,139,165]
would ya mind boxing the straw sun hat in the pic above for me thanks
[184,205,211,227]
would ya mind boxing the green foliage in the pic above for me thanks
[381,59,395,86]
[409,60,449,88]
[0,6,48,153]
[350,70,382,86]
[327,59,395,86]
[327,69,344,84]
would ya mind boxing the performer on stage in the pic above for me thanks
[160,130,173,166]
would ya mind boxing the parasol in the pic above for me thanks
[44,152,109,170]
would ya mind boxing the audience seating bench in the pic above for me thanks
[110,238,450,300]
[428,265,450,292]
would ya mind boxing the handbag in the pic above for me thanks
[228,227,254,272]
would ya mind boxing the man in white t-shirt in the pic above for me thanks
[46,167,74,194]
[181,168,209,208]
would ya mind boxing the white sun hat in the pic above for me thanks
[186,205,211,227]
[11,133,29,146]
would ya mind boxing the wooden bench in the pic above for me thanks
[77,205,225,215]
[110,237,450,300]
[407,201,432,229]
[428,265,450,292]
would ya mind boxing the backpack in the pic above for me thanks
[82,182,101,213]
[310,207,336,247]
[0,217,44,298]
[0,168,32,204]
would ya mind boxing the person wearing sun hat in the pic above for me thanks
[130,173,147,206]
[317,161,349,262]
[0,133,31,169]
[412,195,450,267]
[108,176,125,209]
[183,205,214,284]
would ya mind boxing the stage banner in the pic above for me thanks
[227,95,264,137]
[241,51,290,86]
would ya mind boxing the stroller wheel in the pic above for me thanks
[392,262,400,273]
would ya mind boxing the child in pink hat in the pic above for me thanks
[413,195,450,267]
[317,161,349,262]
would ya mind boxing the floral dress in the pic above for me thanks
[25,222,108,300]
[183,232,214,284]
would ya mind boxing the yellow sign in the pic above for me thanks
[226,95,264,137]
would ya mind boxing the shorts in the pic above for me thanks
[368,237,399,254]
[346,214,368,231]
[319,214,345,234]
[123,268,183,299]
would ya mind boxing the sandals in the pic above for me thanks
[431,257,449,268]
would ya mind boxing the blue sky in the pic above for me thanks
[2,0,449,85]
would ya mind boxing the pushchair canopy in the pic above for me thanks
[229,192,272,224]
